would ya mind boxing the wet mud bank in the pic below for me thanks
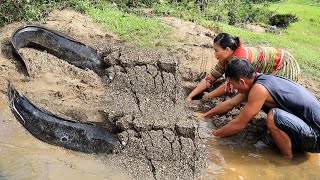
[1,26,209,179]
[2,9,320,180]
[99,45,209,179]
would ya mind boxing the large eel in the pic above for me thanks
[11,25,104,75]
[8,82,120,153]
[9,25,120,153]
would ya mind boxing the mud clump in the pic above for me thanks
[3,39,208,179]
[101,46,208,179]
[0,10,211,179]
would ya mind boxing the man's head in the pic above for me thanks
[225,57,255,94]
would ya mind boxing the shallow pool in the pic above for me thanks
[201,136,320,180]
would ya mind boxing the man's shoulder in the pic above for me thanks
[256,73,292,83]
[250,83,269,97]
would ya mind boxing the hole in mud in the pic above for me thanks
[61,136,69,142]
[183,78,225,100]
[1,38,16,59]
[269,14,298,28]
[1,38,29,75]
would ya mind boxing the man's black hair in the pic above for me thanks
[225,57,255,80]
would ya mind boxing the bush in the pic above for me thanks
[205,0,273,25]
[0,0,275,29]
[269,14,298,28]
[112,0,160,8]
[154,1,202,22]
[0,0,104,26]
[0,0,40,26]
[153,0,273,25]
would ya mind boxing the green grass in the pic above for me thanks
[62,0,319,81]
[85,4,172,47]
[218,0,320,81]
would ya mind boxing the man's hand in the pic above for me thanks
[204,94,247,118]
[200,113,207,119]
[185,96,192,102]
[212,130,218,136]
[210,129,221,138]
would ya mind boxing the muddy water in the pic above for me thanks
[193,112,320,179]
[202,131,320,179]
[0,98,131,180]
[1,100,320,179]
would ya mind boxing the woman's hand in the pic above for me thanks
[202,92,211,100]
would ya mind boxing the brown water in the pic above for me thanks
[202,136,320,180]
[1,100,320,180]
[0,96,131,180]
[194,111,320,180]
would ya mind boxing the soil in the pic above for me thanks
[0,9,319,180]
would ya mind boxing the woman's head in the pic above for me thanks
[213,33,241,61]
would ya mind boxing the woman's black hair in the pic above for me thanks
[213,33,241,50]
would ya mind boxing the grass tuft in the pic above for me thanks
[86,4,172,47]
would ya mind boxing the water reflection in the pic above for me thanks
[195,111,320,179]
[205,138,320,180]
[0,108,131,180]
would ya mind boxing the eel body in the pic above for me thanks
[11,25,103,75]
[8,82,120,153]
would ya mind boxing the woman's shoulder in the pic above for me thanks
[234,45,247,57]
[246,46,287,53]
[252,46,284,51]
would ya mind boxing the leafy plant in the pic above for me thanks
[0,0,60,26]
[269,14,298,28]
[86,3,172,47]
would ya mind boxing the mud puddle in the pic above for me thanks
[0,115,131,180]
[206,140,320,179]
[195,112,320,180]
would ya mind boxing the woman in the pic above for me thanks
[186,32,301,101]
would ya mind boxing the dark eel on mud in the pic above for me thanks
[8,82,121,153]
[8,25,120,153]
[11,25,104,75]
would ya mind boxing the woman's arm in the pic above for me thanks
[203,84,227,100]
[186,60,225,101]
[186,74,216,101]
[202,93,246,118]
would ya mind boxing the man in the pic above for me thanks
[202,57,320,159]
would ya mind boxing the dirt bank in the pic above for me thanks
[0,9,210,179]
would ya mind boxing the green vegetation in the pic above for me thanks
[153,0,273,26]
[220,0,320,80]
[0,0,172,47]
[0,0,46,25]
[86,4,172,47]
[0,0,319,80]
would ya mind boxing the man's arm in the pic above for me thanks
[213,84,268,137]
[202,93,246,118]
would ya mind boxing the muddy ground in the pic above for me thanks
[0,9,319,179]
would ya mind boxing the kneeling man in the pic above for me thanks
[203,57,320,158]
